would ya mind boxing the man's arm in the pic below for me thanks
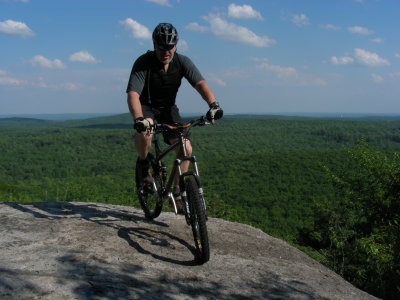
[195,79,223,122]
[127,91,143,119]
[194,80,217,106]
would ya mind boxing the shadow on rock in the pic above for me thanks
[118,227,198,266]
[55,251,224,300]
[5,201,168,227]
[59,249,325,300]
[0,267,50,299]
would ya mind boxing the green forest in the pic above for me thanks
[1,114,399,299]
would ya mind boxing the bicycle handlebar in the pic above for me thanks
[146,116,210,135]
[156,116,209,131]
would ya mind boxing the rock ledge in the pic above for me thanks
[0,202,377,299]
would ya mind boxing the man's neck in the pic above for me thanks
[163,64,169,72]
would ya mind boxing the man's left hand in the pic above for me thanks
[206,102,223,122]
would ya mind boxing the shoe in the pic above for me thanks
[172,187,184,214]
[136,157,153,188]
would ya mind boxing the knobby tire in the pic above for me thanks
[186,176,210,264]
[136,155,163,219]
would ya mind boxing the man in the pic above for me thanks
[126,23,223,202]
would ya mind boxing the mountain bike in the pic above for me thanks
[135,116,211,264]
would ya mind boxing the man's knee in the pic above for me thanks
[168,138,192,155]
[135,134,152,154]
[185,140,193,155]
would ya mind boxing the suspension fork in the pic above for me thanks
[178,156,207,223]
[177,133,202,176]
[179,134,187,156]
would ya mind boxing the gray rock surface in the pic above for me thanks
[0,202,377,299]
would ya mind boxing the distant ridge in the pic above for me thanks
[0,117,47,123]
[1,113,400,129]
[0,113,117,121]
[2,112,400,121]
[0,113,132,129]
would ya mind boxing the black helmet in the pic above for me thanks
[152,23,178,50]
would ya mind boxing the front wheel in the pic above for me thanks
[136,155,163,219]
[185,176,210,264]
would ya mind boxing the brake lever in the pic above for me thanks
[198,116,211,126]
[144,126,153,136]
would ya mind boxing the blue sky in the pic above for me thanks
[1,0,399,115]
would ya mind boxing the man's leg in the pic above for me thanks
[134,119,153,160]
[169,138,193,188]
[169,138,192,213]
[135,118,154,185]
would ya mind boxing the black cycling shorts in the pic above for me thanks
[141,105,190,144]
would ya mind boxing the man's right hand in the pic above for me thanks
[134,117,150,133]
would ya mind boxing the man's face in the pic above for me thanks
[154,43,176,65]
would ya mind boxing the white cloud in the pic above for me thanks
[370,37,383,44]
[0,69,23,85]
[119,18,152,40]
[187,14,276,48]
[319,24,341,30]
[354,48,389,67]
[331,49,389,67]
[257,62,326,86]
[249,57,268,63]
[69,51,101,64]
[208,73,227,87]
[259,63,298,79]
[228,4,263,20]
[0,76,22,85]
[31,55,66,69]
[60,82,78,90]
[185,22,208,33]
[0,19,35,38]
[312,77,327,86]
[144,0,171,6]
[348,26,373,35]
[292,14,310,27]
[222,67,248,80]
[371,73,383,83]
[177,39,189,52]
[33,78,79,90]
[331,56,354,65]
[395,53,400,59]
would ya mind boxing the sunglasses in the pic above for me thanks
[156,44,175,51]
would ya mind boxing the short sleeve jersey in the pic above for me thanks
[126,51,204,108]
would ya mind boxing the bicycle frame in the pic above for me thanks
[148,118,207,215]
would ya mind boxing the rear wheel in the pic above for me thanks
[136,155,163,219]
[185,176,210,264]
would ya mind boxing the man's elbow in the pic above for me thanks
[195,80,207,90]
[127,91,139,100]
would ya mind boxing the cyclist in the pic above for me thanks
[126,22,223,207]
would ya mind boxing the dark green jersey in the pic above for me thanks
[126,51,204,108]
